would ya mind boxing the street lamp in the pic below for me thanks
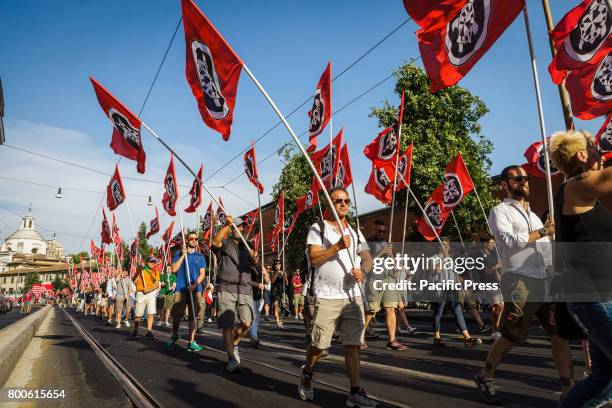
[147,196,153,206]
[56,188,62,199]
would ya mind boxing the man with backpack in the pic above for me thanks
[298,187,377,408]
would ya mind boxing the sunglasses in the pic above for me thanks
[334,198,351,205]
[507,175,530,183]
[377,229,386,234]
[187,237,198,242]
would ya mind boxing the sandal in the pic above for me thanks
[464,337,482,348]
[276,320,284,328]
[433,338,445,347]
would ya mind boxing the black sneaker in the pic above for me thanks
[145,331,154,339]
[319,349,330,360]
[131,330,138,338]
[474,371,501,404]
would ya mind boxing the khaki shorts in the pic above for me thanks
[366,274,399,313]
[115,297,131,314]
[171,291,201,321]
[217,291,254,329]
[499,273,557,344]
[161,294,175,310]
[311,297,365,349]
[135,291,157,318]
[293,294,305,307]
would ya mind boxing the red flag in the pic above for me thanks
[548,0,612,84]
[364,126,399,165]
[395,143,414,191]
[170,232,184,248]
[162,221,175,245]
[416,153,474,240]
[332,143,354,189]
[146,207,160,239]
[307,62,332,152]
[101,208,112,244]
[130,238,139,260]
[185,164,203,213]
[565,51,612,119]
[250,231,260,253]
[415,0,524,92]
[216,197,227,226]
[365,162,394,204]
[296,184,319,214]
[403,0,468,30]
[181,0,243,140]
[244,141,264,193]
[111,213,120,246]
[523,139,561,178]
[284,212,299,238]
[106,165,126,211]
[310,128,343,189]
[90,77,146,174]
[244,208,260,237]
[273,192,285,234]
[90,240,99,260]
[595,112,612,160]
[162,156,179,216]
[201,203,213,233]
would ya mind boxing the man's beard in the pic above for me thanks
[510,186,528,199]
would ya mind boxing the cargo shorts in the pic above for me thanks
[311,297,365,349]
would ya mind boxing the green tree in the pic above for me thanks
[22,271,41,294]
[51,275,68,292]
[138,222,151,259]
[369,63,497,242]
[70,251,89,264]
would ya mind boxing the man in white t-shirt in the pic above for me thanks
[298,187,377,408]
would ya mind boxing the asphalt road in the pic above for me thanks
[0,306,40,331]
[59,307,585,408]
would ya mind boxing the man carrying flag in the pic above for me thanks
[131,256,161,339]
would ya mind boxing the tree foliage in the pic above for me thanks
[51,275,69,292]
[370,64,498,241]
[22,271,41,294]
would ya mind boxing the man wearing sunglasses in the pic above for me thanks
[299,187,377,407]
[165,231,207,352]
[475,165,572,404]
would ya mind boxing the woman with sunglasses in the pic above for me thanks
[549,130,612,408]
[270,259,287,328]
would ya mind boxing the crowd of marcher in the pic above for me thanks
[63,129,611,407]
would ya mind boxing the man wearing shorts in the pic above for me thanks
[363,219,406,351]
[132,256,160,338]
[165,231,207,352]
[474,165,573,404]
[298,187,377,407]
[212,215,257,372]
[158,265,176,327]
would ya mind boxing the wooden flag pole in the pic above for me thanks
[522,3,555,221]
[141,122,251,250]
[241,63,368,306]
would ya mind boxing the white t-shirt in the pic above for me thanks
[306,220,367,300]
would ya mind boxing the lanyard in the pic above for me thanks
[508,202,533,232]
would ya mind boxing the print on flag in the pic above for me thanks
[106,165,126,211]
[307,62,332,152]
[185,164,203,213]
[595,113,612,159]
[162,156,179,216]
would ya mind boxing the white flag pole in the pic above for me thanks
[471,186,503,262]
[242,64,368,306]
[522,3,555,220]
[141,122,251,250]
[450,210,465,249]
[400,190,410,256]
[176,202,197,321]
[256,189,265,278]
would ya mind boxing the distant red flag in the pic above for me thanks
[162,156,179,216]
[181,0,243,140]
[162,221,175,245]
[201,202,213,233]
[284,212,299,238]
[273,192,285,234]
[216,197,227,226]
[307,62,332,152]
[364,127,399,165]
[244,208,260,237]
[90,77,146,174]
[310,128,343,189]
[250,231,260,252]
[185,164,203,213]
[90,240,99,259]
[130,238,139,260]
[523,139,561,178]
[548,0,612,84]
[595,112,612,160]
[415,0,524,92]
[111,213,120,245]
[565,51,612,119]
[332,143,353,189]
[296,183,319,214]
[365,162,394,204]
[416,153,474,240]
[101,208,112,244]
[146,207,160,239]
[244,141,264,193]
[395,143,414,191]
[403,0,468,30]
[106,165,126,211]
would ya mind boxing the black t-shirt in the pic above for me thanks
[214,238,252,295]
[477,249,500,284]
[250,266,262,300]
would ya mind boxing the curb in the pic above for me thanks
[0,304,52,388]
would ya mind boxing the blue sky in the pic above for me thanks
[0,0,605,253]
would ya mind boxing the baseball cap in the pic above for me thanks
[234,217,244,226]
[147,256,157,263]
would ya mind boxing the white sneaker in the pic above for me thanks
[227,356,240,372]
[298,365,314,401]
[164,321,170,327]
[124,320,130,328]
[115,323,121,329]
[233,346,241,365]
[346,388,377,407]
[207,318,212,323]
[490,331,502,340]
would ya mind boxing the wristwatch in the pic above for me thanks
[538,227,547,238]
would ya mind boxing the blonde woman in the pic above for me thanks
[548,130,612,408]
